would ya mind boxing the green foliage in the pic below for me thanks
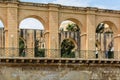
[108,51,114,58]
[62,51,75,58]
[19,38,24,49]
[66,23,80,31]
[34,40,45,57]
[61,39,75,58]
[35,48,45,57]
[19,38,26,57]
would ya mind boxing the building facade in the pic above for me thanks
[0,0,120,80]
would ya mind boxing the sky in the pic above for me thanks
[0,0,120,29]
[19,18,44,30]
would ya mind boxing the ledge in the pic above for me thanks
[0,1,119,14]
[0,57,120,66]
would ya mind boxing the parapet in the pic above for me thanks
[19,1,120,14]
[0,0,120,14]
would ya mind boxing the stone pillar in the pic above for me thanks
[26,30,34,57]
[47,4,60,58]
[86,10,96,59]
[44,31,49,57]
[80,33,87,58]
[100,34,104,59]
[114,33,119,59]
[5,2,19,57]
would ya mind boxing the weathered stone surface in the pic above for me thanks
[0,0,120,80]
[0,64,120,80]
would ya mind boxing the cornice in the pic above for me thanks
[18,2,120,14]
[0,1,119,14]
[0,58,120,67]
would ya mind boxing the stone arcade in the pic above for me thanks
[0,0,120,80]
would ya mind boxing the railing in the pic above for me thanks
[0,48,118,59]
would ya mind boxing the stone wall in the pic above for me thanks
[0,64,120,80]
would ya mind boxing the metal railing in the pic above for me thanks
[0,48,118,59]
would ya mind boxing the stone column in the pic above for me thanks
[114,33,119,59]
[5,2,19,57]
[86,9,96,59]
[47,4,60,58]
[26,30,34,57]
[80,33,87,58]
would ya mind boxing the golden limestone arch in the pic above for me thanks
[19,15,46,30]
[59,18,83,33]
[19,16,46,57]
[0,0,120,58]
[59,18,82,58]
[59,18,82,45]
[95,20,118,59]
[59,18,86,52]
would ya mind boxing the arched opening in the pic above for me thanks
[59,20,80,58]
[19,18,45,57]
[0,20,4,48]
[59,20,80,31]
[95,22,114,59]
